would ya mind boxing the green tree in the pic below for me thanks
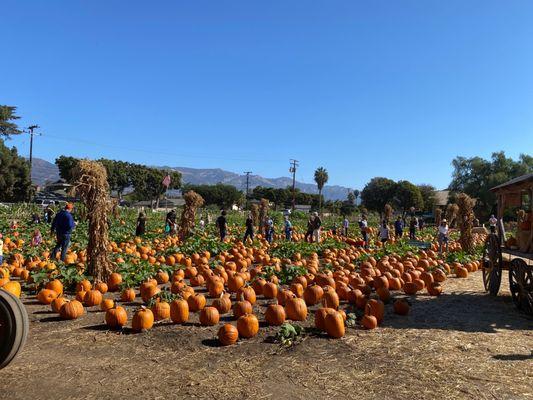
[184,183,242,209]
[449,151,533,217]
[0,106,22,137]
[99,159,132,200]
[417,184,436,212]
[0,139,31,201]
[360,177,396,212]
[393,180,424,212]
[314,167,329,214]
[55,156,80,183]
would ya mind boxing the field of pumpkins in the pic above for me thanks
[0,205,487,346]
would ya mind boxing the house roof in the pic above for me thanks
[490,173,533,192]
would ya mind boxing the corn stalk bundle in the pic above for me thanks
[446,203,459,228]
[258,198,269,230]
[71,160,113,282]
[250,203,259,226]
[456,193,475,253]
[384,203,394,223]
[435,208,443,226]
[179,191,205,241]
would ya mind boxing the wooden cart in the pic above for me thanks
[0,289,28,368]
[481,173,533,315]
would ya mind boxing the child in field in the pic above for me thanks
[378,221,390,248]
[284,216,292,241]
[31,229,42,246]
[136,212,147,236]
[437,219,449,254]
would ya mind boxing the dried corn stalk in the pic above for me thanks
[457,193,475,253]
[72,160,113,282]
[435,208,443,226]
[258,198,269,231]
[384,203,394,223]
[250,203,259,226]
[446,203,459,228]
[179,191,205,241]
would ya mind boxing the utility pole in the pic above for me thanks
[26,125,40,180]
[25,125,41,202]
[244,171,252,210]
[289,159,298,212]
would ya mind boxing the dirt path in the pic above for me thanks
[1,272,532,400]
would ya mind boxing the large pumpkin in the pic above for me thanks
[325,310,345,338]
[285,297,308,321]
[132,307,154,332]
[105,306,128,328]
[60,300,84,320]
[264,303,286,326]
[170,299,189,323]
[236,314,259,338]
[199,306,220,326]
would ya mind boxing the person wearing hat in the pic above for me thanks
[0,233,4,265]
[51,203,76,261]
[437,219,449,254]
[312,212,322,243]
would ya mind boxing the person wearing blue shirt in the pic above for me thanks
[51,203,76,261]
[394,216,404,238]
[284,216,292,241]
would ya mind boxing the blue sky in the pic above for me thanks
[2,1,532,190]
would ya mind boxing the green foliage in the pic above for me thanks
[274,322,304,346]
[418,184,436,212]
[449,151,533,217]
[260,264,307,285]
[177,235,232,257]
[394,180,424,211]
[0,139,31,202]
[183,183,243,209]
[361,177,397,212]
[0,105,22,137]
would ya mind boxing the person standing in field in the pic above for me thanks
[284,215,293,241]
[437,219,449,254]
[359,215,369,247]
[44,206,55,224]
[343,217,349,236]
[199,217,205,231]
[51,203,76,262]
[136,211,147,236]
[312,212,322,243]
[394,216,404,239]
[216,210,227,241]
[165,209,177,234]
[305,215,314,243]
[243,213,254,242]
[409,216,418,240]
[0,234,4,265]
[378,220,390,248]
[265,216,274,243]
[489,214,498,233]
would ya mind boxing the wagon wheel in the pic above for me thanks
[482,234,502,295]
[509,259,533,315]
[0,290,29,369]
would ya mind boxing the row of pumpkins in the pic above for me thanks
[6,243,482,346]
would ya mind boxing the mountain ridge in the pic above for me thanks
[31,158,352,201]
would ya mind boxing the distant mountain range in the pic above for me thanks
[31,158,352,201]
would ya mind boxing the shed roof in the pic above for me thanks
[490,173,533,192]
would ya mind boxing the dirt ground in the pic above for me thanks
[1,272,532,400]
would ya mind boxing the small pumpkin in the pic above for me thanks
[151,300,171,321]
[212,293,232,314]
[187,293,206,312]
[84,289,103,307]
[361,314,378,329]
[37,288,58,305]
[60,300,84,320]
[264,302,286,326]
[218,324,239,346]
[100,298,115,311]
[285,296,308,321]
[121,288,136,302]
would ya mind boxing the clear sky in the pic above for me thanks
[2,1,532,190]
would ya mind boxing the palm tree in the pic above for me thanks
[314,167,329,214]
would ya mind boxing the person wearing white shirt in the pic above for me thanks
[342,217,349,236]
[438,219,449,253]
[488,214,498,233]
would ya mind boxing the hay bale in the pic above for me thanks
[456,193,475,253]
